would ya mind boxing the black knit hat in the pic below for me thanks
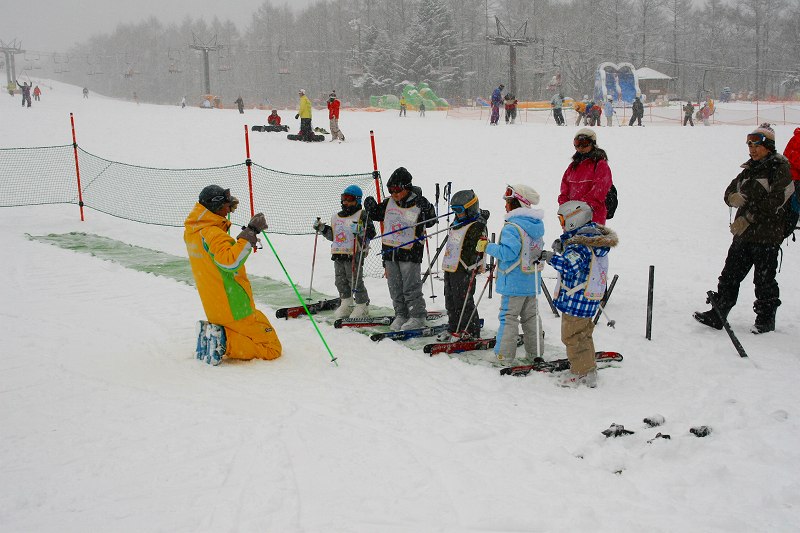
[199,184,231,212]
[387,167,413,189]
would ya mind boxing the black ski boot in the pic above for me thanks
[693,292,732,330]
[751,298,779,334]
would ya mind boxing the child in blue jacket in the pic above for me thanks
[477,184,545,365]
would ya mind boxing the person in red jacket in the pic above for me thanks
[267,109,281,126]
[327,91,345,142]
[558,128,613,224]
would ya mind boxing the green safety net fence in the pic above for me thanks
[1,144,386,276]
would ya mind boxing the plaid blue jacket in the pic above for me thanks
[549,223,616,318]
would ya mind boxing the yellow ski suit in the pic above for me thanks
[184,203,282,361]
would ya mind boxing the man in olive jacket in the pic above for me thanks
[694,124,793,334]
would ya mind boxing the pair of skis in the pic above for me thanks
[423,334,526,355]
[275,298,340,319]
[500,351,623,376]
[370,319,486,342]
[334,311,445,329]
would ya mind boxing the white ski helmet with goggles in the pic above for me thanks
[557,200,593,231]
[502,184,540,207]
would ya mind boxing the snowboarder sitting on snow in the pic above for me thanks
[268,109,282,126]
[437,190,489,342]
[312,185,377,319]
[476,184,545,365]
[184,185,282,365]
[363,167,437,331]
[540,201,618,388]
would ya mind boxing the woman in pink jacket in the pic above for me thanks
[558,128,613,224]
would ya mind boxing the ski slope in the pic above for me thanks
[2,81,800,532]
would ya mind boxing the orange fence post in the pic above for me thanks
[69,113,85,221]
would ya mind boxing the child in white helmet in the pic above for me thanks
[541,201,618,388]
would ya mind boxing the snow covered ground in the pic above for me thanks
[2,81,800,532]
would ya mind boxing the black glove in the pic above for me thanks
[247,213,268,232]
[551,238,564,254]
[372,170,381,181]
[363,196,378,213]
[295,113,299,119]
[540,250,555,263]
[236,227,259,247]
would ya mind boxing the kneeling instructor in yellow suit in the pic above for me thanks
[184,184,282,364]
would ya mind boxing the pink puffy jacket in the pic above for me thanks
[558,153,613,224]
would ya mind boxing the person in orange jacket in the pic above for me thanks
[184,185,282,365]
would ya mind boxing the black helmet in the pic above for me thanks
[199,184,231,212]
[387,167,413,190]
[450,189,479,217]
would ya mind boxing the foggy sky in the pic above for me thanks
[0,0,312,53]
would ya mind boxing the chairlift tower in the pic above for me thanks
[0,39,24,87]
[486,17,534,97]
[190,34,223,95]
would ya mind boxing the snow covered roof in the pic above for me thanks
[636,67,674,80]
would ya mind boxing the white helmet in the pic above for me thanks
[558,201,593,231]
[502,183,540,207]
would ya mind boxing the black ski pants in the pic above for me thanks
[553,108,564,125]
[443,269,481,337]
[716,240,780,312]
[629,113,642,126]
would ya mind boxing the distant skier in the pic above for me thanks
[33,85,41,101]
[683,101,695,126]
[83,87,89,98]
[181,96,186,108]
[419,101,426,117]
[629,96,644,126]
[295,89,313,141]
[551,92,565,125]
[327,91,345,141]
[235,96,244,114]
[490,84,504,125]
[504,93,518,124]
[399,95,407,117]
[16,81,31,107]
[604,96,615,127]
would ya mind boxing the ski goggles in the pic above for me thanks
[451,195,477,214]
[387,185,406,194]
[503,185,531,207]
[340,194,359,203]
[746,133,768,146]
[573,135,593,148]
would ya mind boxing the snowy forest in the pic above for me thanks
[22,0,800,106]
